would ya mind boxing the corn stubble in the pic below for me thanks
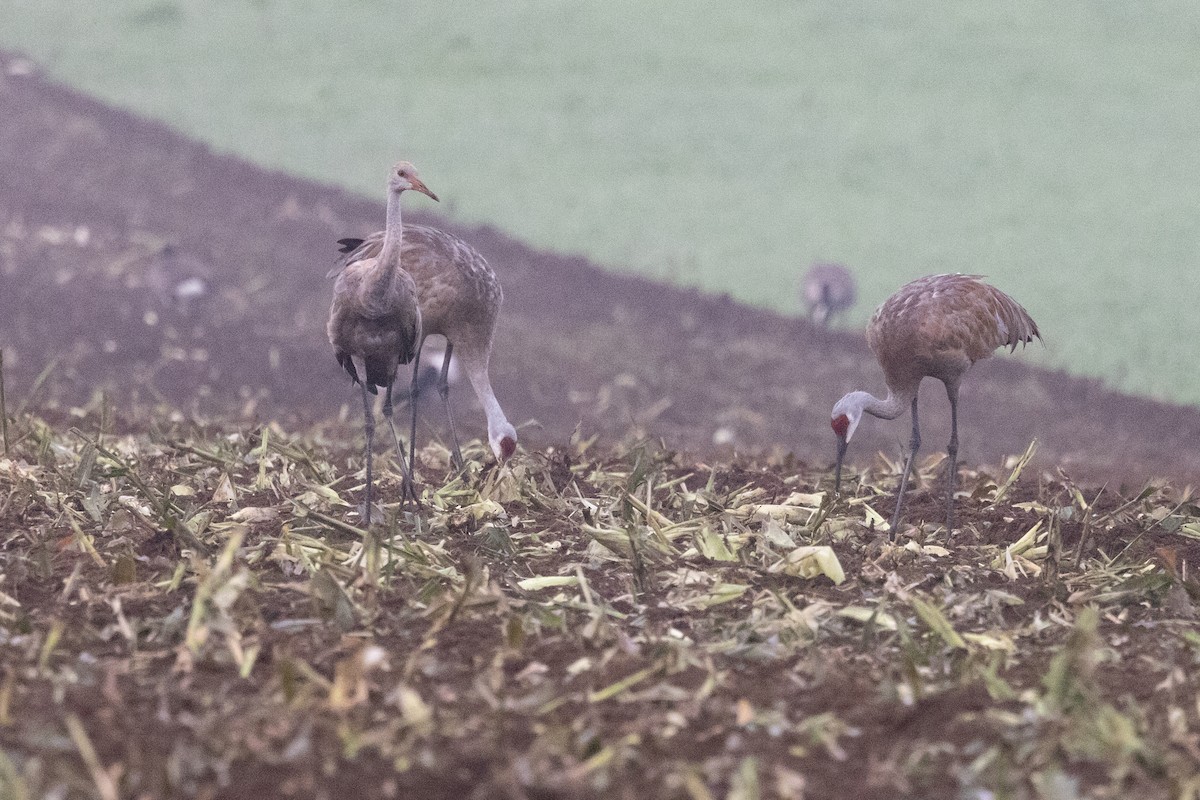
[0,412,1198,799]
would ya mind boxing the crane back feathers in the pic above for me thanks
[331,226,502,346]
[331,228,499,301]
[866,274,1040,391]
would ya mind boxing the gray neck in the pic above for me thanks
[461,356,514,451]
[379,189,404,266]
[362,190,405,308]
[860,389,911,421]
[465,360,509,432]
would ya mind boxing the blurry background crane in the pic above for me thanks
[392,345,461,408]
[800,262,856,327]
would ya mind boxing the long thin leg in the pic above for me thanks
[407,337,425,500]
[945,384,960,534]
[360,381,376,527]
[437,342,465,471]
[889,395,921,539]
[382,383,418,506]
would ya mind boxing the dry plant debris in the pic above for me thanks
[1,412,1200,800]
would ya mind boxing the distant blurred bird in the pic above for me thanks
[830,274,1041,535]
[144,244,212,315]
[327,161,432,523]
[394,345,461,406]
[800,262,856,327]
[334,175,516,472]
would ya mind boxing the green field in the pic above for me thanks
[3,1,1199,403]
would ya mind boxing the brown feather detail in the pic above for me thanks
[331,225,503,352]
[866,274,1041,394]
[326,253,421,392]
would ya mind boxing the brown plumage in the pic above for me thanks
[333,193,517,469]
[327,161,434,524]
[830,274,1041,535]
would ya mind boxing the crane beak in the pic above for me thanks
[410,177,439,202]
[834,436,848,493]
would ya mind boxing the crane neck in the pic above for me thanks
[860,388,911,421]
[462,356,518,460]
[360,189,407,312]
[378,189,405,269]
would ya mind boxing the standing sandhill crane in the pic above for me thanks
[831,274,1041,535]
[801,262,857,327]
[333,176,517,473]
[327,161,434,525]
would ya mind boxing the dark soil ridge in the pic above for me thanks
[2,51,1199,485]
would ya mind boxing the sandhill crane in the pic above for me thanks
[327,161,434,525]
[801,262,856,327]
[830,273,1041,535]
[333,176,517,474]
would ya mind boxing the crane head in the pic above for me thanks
[830,392,866,444]
[831,413,850,440]
[500,435,517,462]
[831,393,868,494]
[489,420,519,463]
[389,161,440,202]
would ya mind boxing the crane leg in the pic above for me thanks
[944,385,960,535]
[406,337,425,504]
[382,383,418,507]
[360,381,376,527]
[437,342,465,472]
[890,396,920,539]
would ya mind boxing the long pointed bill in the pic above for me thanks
[410,177,439,202]
[834,436,848,493]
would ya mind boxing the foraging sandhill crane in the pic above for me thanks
[801,262,857,326]
[327,161,434,524]
[333,173,517,472]
[830,274,1041,535]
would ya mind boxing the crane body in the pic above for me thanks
[335,207,516,473]
[831,273,1041,535]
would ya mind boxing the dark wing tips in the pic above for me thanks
[1026,319,1045,350]
[336,351,378,394]
[336,351,362,385]
[1004,293,1042,352]
[363,360,389,393]
[329,237,372,279]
